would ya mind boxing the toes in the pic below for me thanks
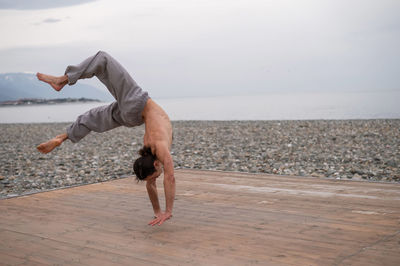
[37,143,50,153]
[36,145,45,153]
[36,73,46,82]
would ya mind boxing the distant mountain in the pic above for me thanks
[0,73,114,102]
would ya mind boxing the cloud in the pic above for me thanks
[32,18,62,26]
[43,18,61,23]
[32,16,70,26]
[0,0,96,10]
[43,18,62,23]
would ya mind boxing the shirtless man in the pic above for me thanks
[36,51,175,226]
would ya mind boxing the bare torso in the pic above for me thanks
[142,99,172,154]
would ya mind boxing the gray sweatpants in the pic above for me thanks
[65,51,149,143]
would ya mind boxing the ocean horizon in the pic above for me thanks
[0,91,399,123]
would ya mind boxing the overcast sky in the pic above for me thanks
[0,0,399,98]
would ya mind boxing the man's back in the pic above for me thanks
[142,99,173,153]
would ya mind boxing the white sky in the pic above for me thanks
[0,0,399,98]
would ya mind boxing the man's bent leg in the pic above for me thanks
[64,51,149,123]
[67,102,122,143]
[36,103,121,153]
[64,51,133,99]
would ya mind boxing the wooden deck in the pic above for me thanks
[0,169,399,266]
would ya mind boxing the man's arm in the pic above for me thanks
[148,142,175,226]
[146,179,162,217]
[162,148,175,214]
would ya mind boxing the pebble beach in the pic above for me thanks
[0,120,399,199]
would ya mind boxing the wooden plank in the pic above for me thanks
[0,169,399,265]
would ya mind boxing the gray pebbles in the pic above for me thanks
[1,120,399,199]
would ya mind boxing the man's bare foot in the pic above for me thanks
[37,138,63,154]
[36,73,68,91]
[37,134,68,154]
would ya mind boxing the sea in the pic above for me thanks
[0,91,399,123]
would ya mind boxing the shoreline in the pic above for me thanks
[1,118,399,123]
[1,120,399,199]
[0,98,102,107]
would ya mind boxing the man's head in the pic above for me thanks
[133,146,163,181]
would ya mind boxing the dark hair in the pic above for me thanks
[133,146,156,181]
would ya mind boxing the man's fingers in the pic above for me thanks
[148,218,160,226]
[158,218,166,226]
[149,217,158,222]
[149,217,163,226]
[158,215,171,226]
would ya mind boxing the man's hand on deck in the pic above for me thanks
[148,211,172,226]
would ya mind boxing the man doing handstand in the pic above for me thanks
[36,51,175,226]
